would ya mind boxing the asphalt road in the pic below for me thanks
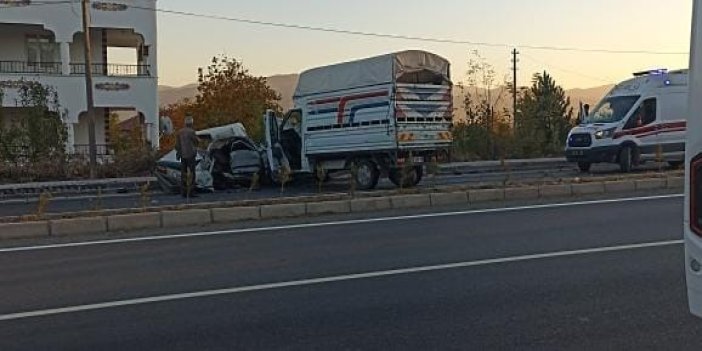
[0,195,699,350]
[0,161,678,218]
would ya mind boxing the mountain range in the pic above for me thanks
[159,74,613,115]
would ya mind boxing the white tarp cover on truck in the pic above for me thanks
[294,50,451,98]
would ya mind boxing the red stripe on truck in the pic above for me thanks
[311,97,341,105]
[336,91,389,123]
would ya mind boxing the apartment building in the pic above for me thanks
[0,0,159,152]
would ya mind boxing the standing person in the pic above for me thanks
[175,115,199,198]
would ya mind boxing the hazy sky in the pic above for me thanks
[157,0,692,89]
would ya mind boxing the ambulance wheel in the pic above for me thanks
[354,160,380,190]
[619,146,634,173]
[577,162,591,173]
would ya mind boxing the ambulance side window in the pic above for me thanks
[625,98,657,129]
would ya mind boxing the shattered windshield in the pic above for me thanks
[584,95,640,124]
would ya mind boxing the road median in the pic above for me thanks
[0,173,684,240]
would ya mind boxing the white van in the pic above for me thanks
[565,69,688,172]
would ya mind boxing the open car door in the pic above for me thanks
[263,110,290,182]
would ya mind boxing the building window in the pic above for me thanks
[26,35,58,69]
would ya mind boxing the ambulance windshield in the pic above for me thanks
[584,95,640,124]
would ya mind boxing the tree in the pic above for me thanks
[194,56,281,140]
[0,82,67,162]
[159,56,282,152]
[105,113,155,177]
[514,72,574,157]
[453,51,512,160]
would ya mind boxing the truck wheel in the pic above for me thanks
[354,160,380,190]
[619,146,634,173]
[389,166,424,188]
[577,162,591,173]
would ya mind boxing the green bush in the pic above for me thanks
[0,83,157,183]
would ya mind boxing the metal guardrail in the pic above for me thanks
[439,158,568,174]
[0,159,567,198]
[0,176,156,198]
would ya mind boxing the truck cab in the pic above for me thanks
[566,70,688,173]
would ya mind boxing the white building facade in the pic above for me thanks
[0,0,159,152]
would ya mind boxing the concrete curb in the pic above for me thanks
[261,203,306,219]
[430,192,469,206]
[162,209,211,229]
[539,184,572,198]
[391,194,432,209]
[211,207,260,224]
[350,197,392,213]
[604,181,636,193]
[107,212,162,232]
[3,176,684,241]
[0,221,49,240]
[572,183,606,196]
[306,200,351,216]
[469,189,504,202]
[50,217,107,237]
[505,187,539,201]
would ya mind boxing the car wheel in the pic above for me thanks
[577,162,592,173]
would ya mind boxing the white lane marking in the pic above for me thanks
[0,239,683,322]
[0,194,683,254]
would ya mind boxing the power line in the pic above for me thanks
[2,1,690,56]
[520,52,614,84]
[127,5,688,56]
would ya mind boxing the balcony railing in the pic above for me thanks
[72,144,114,156]
[70,63,151,77]
[0,62,152,77]
[0,61,62,74]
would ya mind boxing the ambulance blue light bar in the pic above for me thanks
[633,69,668,77]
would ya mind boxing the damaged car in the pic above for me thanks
[155,123,266,193]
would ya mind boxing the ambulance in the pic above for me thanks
[565,69,688,173]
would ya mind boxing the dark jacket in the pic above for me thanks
[175,127,199,160]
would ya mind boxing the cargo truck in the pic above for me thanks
[263,50,453,190]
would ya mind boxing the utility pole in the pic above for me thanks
[511,48,519,129]
[81,0,98,178]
